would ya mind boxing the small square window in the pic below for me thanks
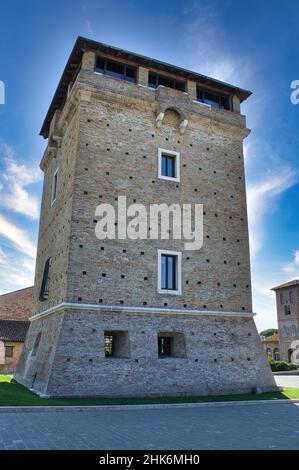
[157,332,186,358]
[158,149,180,182]
[158,249,182,295]
[104,331,130,358]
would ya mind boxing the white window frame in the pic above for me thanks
[158,148,180,182]
[157,249,182,295]
[51,168,59,206]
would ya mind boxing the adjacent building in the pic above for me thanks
[15,37,275,397]
[0,287,32,372]
[260,333,280,360]
[272,280,299,364]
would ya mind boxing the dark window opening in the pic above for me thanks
[5,346,14,358]
[32,332,41,357]
[51,170,58,204]
[95,57,137,83]
[158,336,172,357]
[104,331,130,358]
[39,257,51,301]
[161,254,177,290]
[284,305,291,315]
[196,87,230,110]
[161,154,176,178]
[148,72,186,92]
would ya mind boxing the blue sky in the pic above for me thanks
[0,0,298,331]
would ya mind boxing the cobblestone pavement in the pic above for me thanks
[1,402,299,450]
[274,374,299,388]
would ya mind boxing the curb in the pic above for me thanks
[0,398,299,413]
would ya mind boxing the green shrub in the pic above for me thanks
[260,328,278,337]
[269,358,297,372]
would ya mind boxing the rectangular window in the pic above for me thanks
[39,257,51,301]
[95,56,137,83]
[158,249,182,295]
[284,305,291,315]
[158,148,180,182]
[104,331,130,358]
[289,290,293,304]
[196,87,230,110]
[280,293,284,305]
[157,332,186,358]
[5,346,14,358]
[148,72,186,92]
[51,168,58,205]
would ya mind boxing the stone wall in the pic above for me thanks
[17,308,275,397]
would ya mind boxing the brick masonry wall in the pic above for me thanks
[16,50,276,396]
[275,285,299,363]
[66,72,252,312]
[0,287,33,321]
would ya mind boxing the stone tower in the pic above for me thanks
[272,280,299,364]
[15,37,275,396]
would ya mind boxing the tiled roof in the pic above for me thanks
[271,279,299,291]
[0,320,30,342]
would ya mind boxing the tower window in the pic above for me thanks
[196,87,230,110]
[158,249,182,295]
[51,168,58,205]
[148,72,185,91]
[157,332,186,358]
[158,149,180,182]
[95,57,136,83]
[104,331,130,358]
[39,257,51,301]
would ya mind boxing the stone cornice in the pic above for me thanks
[30,301,255,321]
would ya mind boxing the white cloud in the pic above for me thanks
[0,251,35,295]
[0,143,41,219]
[282,250,299,273]
[181,9,254,85]
[0,247,7,264]
[85,19,94,36]
[247,167,298,258]
[0,214,36,258]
